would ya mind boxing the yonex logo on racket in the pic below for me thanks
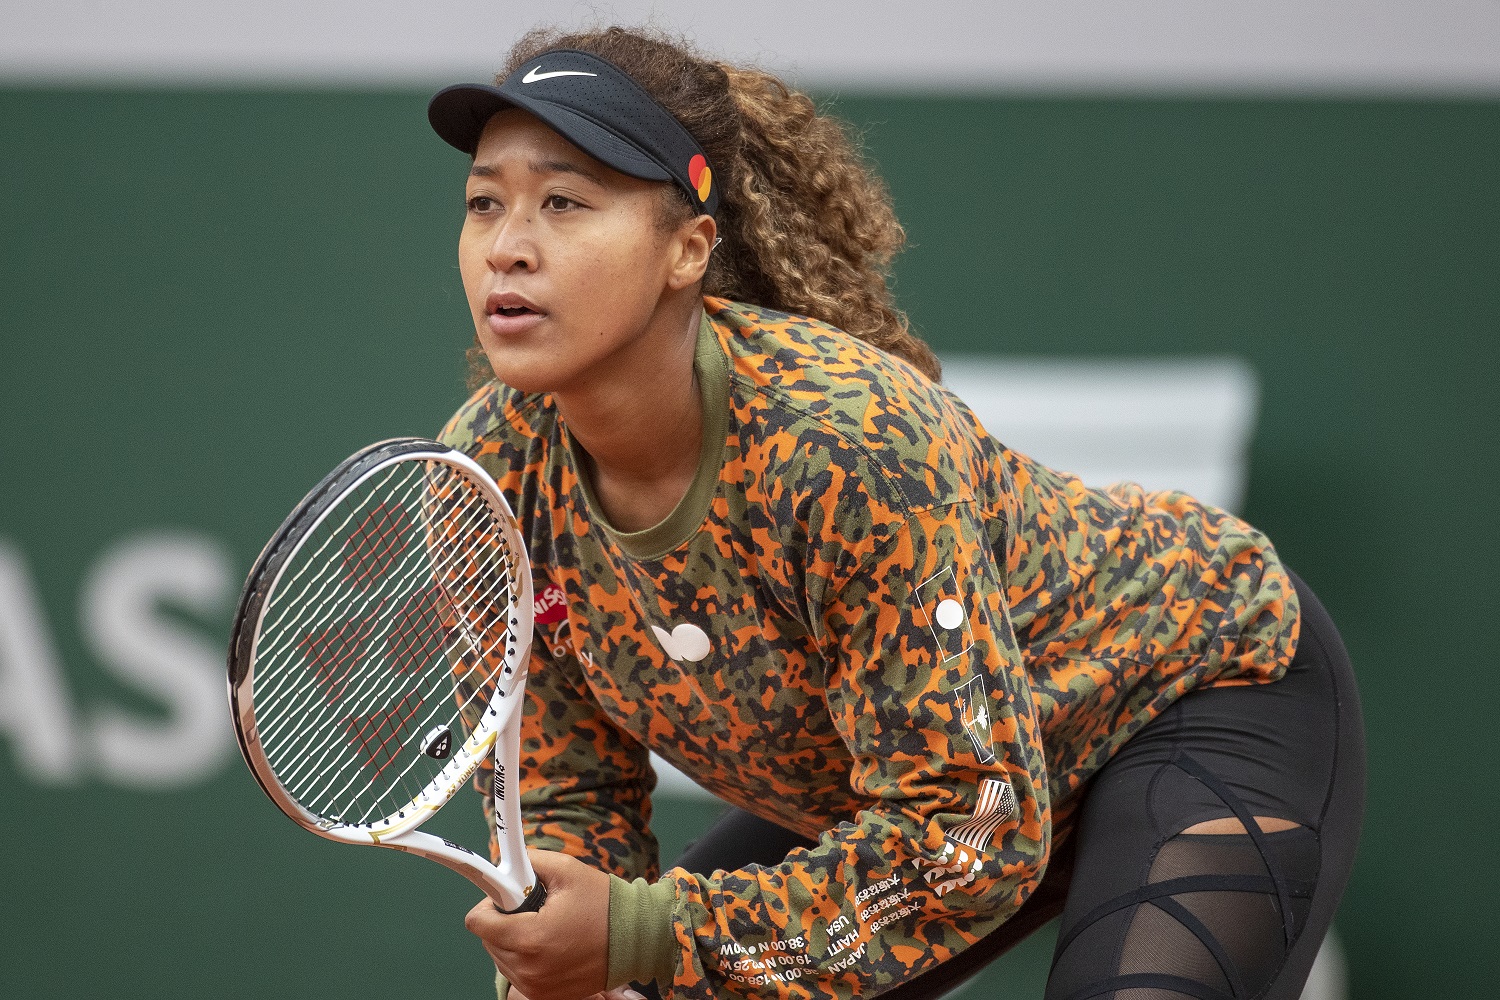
[422,726,453,760]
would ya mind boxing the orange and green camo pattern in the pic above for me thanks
[444,298,1298,999]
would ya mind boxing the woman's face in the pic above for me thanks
[458,108,701,395]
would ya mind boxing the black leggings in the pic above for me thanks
[667,572,1366,1000]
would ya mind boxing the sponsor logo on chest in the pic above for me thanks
[534,583,567,624]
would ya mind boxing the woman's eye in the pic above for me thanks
[544,194,578,211]
[466,195,498,213]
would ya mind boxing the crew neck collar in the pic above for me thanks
[565,310,730,560]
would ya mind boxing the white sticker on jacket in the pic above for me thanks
[915,565,977,662]
[955,674,996,764]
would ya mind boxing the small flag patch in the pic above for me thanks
[947,778,1017,852]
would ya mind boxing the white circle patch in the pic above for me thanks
[650,622,712,662]
[935,598,966,630]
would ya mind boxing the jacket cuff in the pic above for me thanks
[606,874,678,989]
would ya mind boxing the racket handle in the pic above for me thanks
[494,880,547,914]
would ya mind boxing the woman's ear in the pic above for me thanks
[666,214,718,290]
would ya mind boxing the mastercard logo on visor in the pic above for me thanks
[688,154,713,203]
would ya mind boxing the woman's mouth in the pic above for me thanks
[484,293,547,337]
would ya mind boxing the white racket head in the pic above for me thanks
[228,438,541,910]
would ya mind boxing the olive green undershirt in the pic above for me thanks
[495,311,728,999]
[565,309,732,560]
[606,874,680,988]
[493,877,675,999]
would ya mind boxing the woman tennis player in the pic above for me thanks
[426,26,1365,1000]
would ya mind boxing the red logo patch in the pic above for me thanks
[687,154,712,203]
[534,583,568,625]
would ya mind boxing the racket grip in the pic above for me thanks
[494,880,547,914]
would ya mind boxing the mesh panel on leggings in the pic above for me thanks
[1047,827,1321,1000]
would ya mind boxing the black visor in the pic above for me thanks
[428,49,719,217]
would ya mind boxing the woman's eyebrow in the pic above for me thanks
[529,158,605,185]
[468,159,605,186]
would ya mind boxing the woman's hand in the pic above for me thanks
[465,848,614,1000]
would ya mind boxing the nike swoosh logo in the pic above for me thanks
[522,67,599,84]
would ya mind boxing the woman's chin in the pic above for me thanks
[480,348,576,395]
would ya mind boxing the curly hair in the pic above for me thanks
[462,24,940,389]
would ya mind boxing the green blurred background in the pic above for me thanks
[2,27,1497,1000]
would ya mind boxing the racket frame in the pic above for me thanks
[228,438,544,913]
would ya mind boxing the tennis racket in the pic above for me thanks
[228,438,546,913]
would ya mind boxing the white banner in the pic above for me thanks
[3,0,1499,93]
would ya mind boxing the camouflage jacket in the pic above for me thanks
[440,297,1299,1000]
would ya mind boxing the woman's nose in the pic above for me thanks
[487,216,538,272]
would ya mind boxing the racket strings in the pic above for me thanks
[266,565,514,821]
[257,463,415,642]
[306,562,520,825]
[261,530,515,799]
[251,459,521,826]
[253,478,493,742]
[257,518,468,752]
[255,465,474,696]
[268,494,515,821]
[348,533,522,820]
[263,491,514,813]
